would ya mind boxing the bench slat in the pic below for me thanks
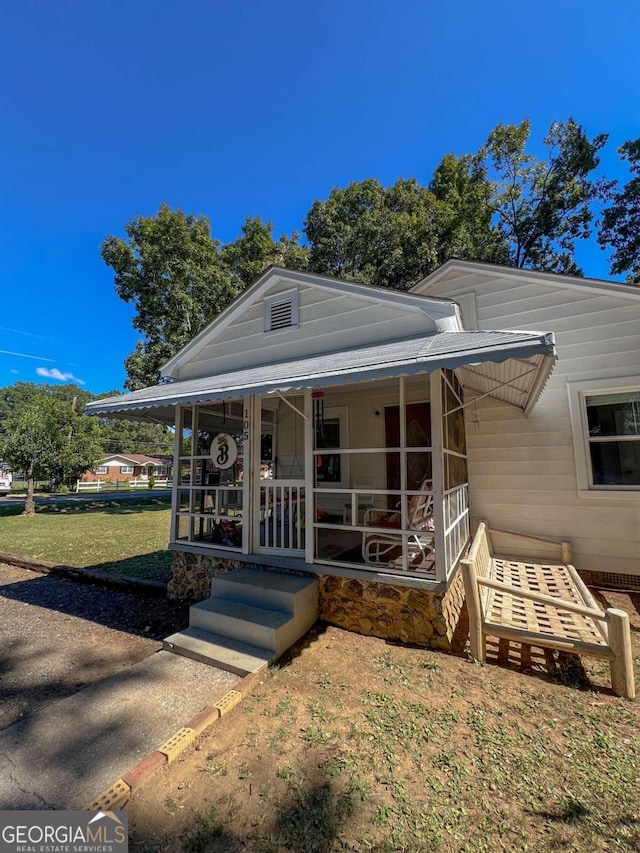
[477,576,607,624]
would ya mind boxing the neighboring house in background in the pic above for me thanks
[81,453,173,483]
[85,262,640,651]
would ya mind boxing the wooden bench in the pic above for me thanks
[460,522,635,699]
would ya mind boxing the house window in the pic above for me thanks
[264,290,298,332]
[157,467,167,477]
[95,466,108,475]
[586,392,640,487]
[568,378,640,497]
[120,465,134,474]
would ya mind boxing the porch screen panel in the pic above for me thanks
[441,369,470,577]
[312,379,436,578]
[174,402,245,551]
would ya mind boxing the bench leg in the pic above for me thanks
[461,559,486,662]
[607,608,635,700]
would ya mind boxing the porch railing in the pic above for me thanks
[443,483,470,579]
[259,480,305,551]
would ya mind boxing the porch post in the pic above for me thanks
[170,405,182,545]
[430,370,447,583]
[399,376,408,571]
[304,389,314,564]
[241,396,253,554]
[250,394,262,553]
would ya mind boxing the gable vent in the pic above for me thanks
[270,299,293,329]
[264,289,298,332]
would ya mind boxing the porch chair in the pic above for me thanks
[361,480,434,569]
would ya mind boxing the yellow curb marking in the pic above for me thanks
[214,690,243,717]
[157,727,196,763]
[87,778,130,811]
[85,682,250,805]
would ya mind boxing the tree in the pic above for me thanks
[0,393,102,514]
[304,170,509,290]
[96,409,175,457]
[429,153,509,266]
[101,204,237,390]
[598,139,640,284]
[102,208,309,391]
[221,217,309,287]
[304,178,442,289]
[479,118,612,274]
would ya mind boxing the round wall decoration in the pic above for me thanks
[210,433,238,469]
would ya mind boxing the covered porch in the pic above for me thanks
[88,329,556,599]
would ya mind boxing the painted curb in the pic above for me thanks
[85,677,264,810]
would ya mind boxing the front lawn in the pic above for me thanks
[0,497,173,581]
[129,593,640,852]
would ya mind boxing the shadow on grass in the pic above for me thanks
[0,496,171,519]
[85,550,173,582]
[134,776,365,853]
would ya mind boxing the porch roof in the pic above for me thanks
[86,329,556,424]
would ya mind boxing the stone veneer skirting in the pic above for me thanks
[168,551,466,651]
[318,569,465,651]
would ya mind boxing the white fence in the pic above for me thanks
[76,478,172,493]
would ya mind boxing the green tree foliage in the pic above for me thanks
[0,391,102,514]
[480,118,611,274]
[96,411,175,456]
[221,217,308,287]
[101,204,237,391]
[102,208,308,390]
[304,178,443,289]
[0,384,173,505]
[429,153,509,267]
[598,139,640,284]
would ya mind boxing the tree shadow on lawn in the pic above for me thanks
[84,549,173,582]
[0,497,171,519]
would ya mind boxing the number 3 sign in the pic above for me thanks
[210,433,238,469]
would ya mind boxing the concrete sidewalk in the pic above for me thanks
[0,651,237,809]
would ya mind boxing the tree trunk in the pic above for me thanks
[23,463,35,516]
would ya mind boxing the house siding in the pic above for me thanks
[176,283,439,381]
[413,269,640,577]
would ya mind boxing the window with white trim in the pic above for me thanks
[95,465,108,475]
[264,290,298,332]
[120,465,134,474]
[568,378,640,497]
[586,391,640,487]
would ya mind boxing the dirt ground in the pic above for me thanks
[0,563,189,729]
[128,587,640,853]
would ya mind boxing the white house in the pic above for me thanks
[87,268,567,647]
[412,260,640,585]
[85,261,638,654]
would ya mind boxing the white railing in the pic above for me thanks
[443,483,470,578]
[259,480,305,551]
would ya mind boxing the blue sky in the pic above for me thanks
[1,0,638,395]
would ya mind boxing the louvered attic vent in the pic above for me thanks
[264,290,298,332]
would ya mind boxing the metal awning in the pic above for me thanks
[85,329,556,424]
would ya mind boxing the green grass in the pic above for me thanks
[0,497,172,581]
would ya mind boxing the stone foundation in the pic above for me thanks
[318,568,466,651]
[168,551,243,599]
[168,550,467,650]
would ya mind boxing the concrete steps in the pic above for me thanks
[163,568,318,675]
